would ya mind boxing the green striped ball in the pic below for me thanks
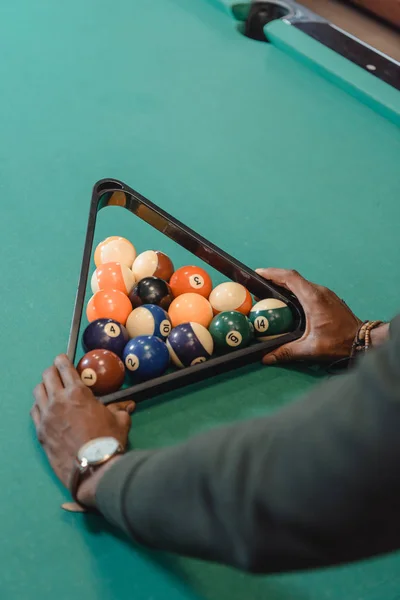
[249,299,294,340]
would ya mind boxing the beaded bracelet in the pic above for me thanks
[327,320,385,374]
[350,320,384,359]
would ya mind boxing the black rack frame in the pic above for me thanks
[67,179,306,405]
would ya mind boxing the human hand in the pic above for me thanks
[256,268,362,364]
[31,354,135,490]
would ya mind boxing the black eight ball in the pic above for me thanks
[128,276,174,310]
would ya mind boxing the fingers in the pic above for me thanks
[61,502,87,513]
[31,382,47,434]
[43,365,63,395]
[33,382,48,413]
[30,403,41,427]
[54,354,82,388]
[114,410,132,440]
[256,268,315,300]
[108,401,136,415]
[262,341,302,365]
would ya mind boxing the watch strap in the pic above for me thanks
[68,443,123,512]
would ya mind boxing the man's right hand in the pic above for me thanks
[256,268,363,365]
[31,355,134,492]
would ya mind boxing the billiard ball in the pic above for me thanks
[122,336,170,382]
[168,293,213,328]
[167,322,214,368]
[94,236,136,268]
[209,310,254,352]
[77,349,125,395]
[87,289,132,325]
[132,250,174,282]
[91,262,136,295]
[129,276,174,310]
[82,318,129,357]
[209,282,252,315]
[249,298,294,339]
[169,265,213,298]
[126,305,172,340]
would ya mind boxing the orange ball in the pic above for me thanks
[209,282,252,315]
[91,262,136,295]
[87,290,132,325]
[168,293,213,328]
[169,265,213,298]
[94,236,136,268]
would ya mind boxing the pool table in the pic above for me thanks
[1,1,400,599]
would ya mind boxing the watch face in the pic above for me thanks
[78,437,120,465]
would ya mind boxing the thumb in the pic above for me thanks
[107,400,136,415]
[114,409,132,434]
[263,342,298,365]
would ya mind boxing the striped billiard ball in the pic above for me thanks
[132,250,174,282]
[91,262,136,295]
[126,304,172,340]
[209,282,252,316]
[94,236,136,268]
[249,299,294,339]
[167,322,214,368]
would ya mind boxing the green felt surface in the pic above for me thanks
[266,21,400,126]
[0,0,399,598]
[219,0,400,125]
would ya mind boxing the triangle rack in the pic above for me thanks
[67,179,305,405]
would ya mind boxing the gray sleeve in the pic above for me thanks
[96,316,400,573]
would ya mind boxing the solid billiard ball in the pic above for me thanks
[126,304,172,340]
[122,336,170,382]
[167,322,214,368]
[169,265,213,298]
[168,293,213,328]
[209,282,252,315]
[129,276,174,310]
[87,290,132,325]
[77,349,125,395]
[91,262,136,295]
[82,318,130,357]
[209,310,254,352]
[132,250,174,282]
[249,298,294,339]
[94,236,136,268]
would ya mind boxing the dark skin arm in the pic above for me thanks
[31,268,390,509]
[30,354,135,497]
[257,268,389,364]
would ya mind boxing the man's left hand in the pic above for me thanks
[31,354,135,490]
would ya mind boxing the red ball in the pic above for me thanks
[77,349,125,396]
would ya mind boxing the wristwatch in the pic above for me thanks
[70,437,124,506]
